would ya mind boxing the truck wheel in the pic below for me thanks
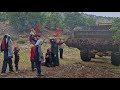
[91,53,95,58]
[111,52,120,66]
[80,50,91,61]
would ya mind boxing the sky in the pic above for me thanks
[82,12,120,17]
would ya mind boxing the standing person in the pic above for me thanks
[58,39,64,59]
[7,35,14,73]
[30,44,35,71]
[51,38,59,66]
[34,39,44,76]
[29,28,40,69]
[14,46,20,73]
[0,34,14,75]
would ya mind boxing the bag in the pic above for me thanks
[1,40,6,51]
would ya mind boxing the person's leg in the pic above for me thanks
[35,61,41,75]
[59,49,62,59]
[52,54,56,67]
[1,58,8,74]
[8,58,14,72]
[15,63,18,73]
[31,60,35,71]
[1,51,8,74]
[61,49,63,59]
[56,54,59,66]
[49,54,53,67]
[15,58,19,72]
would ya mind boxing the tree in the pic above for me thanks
[45,12,63,30]
[0,12,8,21]
[110,17,120,41]
[63,12,96,30]
[7,12,47,32]
[7,12,29,32]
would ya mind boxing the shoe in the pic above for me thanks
[9,71,14,73]
[0,73,7,76]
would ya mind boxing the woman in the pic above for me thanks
[51,39,59,66]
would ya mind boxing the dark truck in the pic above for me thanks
[65,25,120,66]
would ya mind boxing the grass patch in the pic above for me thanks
[17,39,26,44]
[11,36,18,41]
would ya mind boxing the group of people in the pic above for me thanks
[29,28,64,76]
[44,38,64,67]
[0,28,64,77]
[0,34,20,75]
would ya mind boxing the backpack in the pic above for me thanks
[1,39,5,51]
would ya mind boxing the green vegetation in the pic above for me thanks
[17,39,26,44]
[10,36,18,41]
[0,12,99,32]
[110,17,120,41]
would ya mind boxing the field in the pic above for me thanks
[0,35,120,78]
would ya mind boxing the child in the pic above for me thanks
[30,44,35,71]
[45,48,51,67]
[14,46,20,73]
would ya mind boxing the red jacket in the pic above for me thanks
[30,47,35,61]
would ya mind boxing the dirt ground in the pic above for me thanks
[0,41,120,78]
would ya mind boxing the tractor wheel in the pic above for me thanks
[111,52,120,66]
[80,50,91,61]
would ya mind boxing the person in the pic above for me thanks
[51,38,59,66]
[7,35,14,73]
[0,34,14,75]
[29,28,37,45]
[45,48,51,67]
[30,44,35,71]
[34,39,44,76]
[58,39,64,59]
[29,28,40,69]
[14,46,20,73]
[29,28,41,45]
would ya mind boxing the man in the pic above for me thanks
[34,39,44,76]
[1,34,14,75]
[58,39,64,59]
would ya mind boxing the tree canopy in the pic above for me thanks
[110,17,120,41]
[0,12,113,32]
